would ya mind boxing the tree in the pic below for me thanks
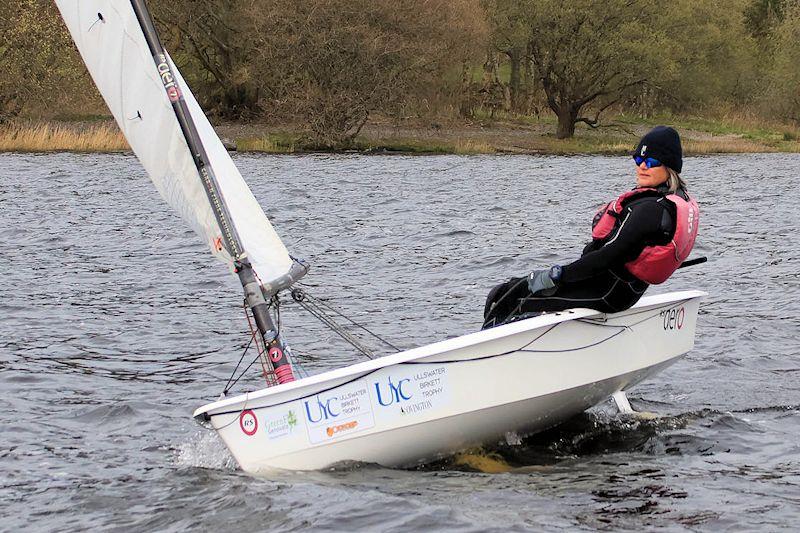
[519,0,675,138]
[483,0,530,113]
[0,0,93,122]
[152,1,261,118]
[652,0,758,113]
[244,0,486,147]
[761,1,800,122]
[745,0,786,38]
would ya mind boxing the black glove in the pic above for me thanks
[527,265,562,296]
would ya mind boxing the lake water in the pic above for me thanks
[1,152,798,531]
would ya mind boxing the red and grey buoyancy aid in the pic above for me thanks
[591,188,699,284]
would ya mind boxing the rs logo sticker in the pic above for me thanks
[239,409,258,436]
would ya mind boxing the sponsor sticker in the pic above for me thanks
[303,379,375,445]
[372,365,450,418]
[264,409,298,440]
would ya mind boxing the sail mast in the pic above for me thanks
[129,0,296,384]
[129,0,239,258]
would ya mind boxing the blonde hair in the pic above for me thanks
[666,167,686,193]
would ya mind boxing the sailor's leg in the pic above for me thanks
[518,274,616,314]
[483,280,510,319]
[482,277,528,329]
[518,270,648,315]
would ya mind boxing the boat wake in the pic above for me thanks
[418,407,736,473]
[174,431,237,471]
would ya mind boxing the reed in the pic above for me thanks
[527,134,797,155]
[0,121,128,152]
[683,137,779,154]
[358,137,452,153]
[2,118,797,155]
[452,139,496,154]
[526,135,633,155]
[236,134,296,153]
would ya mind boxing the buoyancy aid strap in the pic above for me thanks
[624,191,699,284]
[592,187,661,240]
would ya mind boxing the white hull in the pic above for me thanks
[194,290,705,473]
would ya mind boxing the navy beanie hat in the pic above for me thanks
[634,126,683,173]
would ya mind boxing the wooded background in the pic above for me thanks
[1,0,797,145]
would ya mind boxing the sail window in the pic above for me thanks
[88,13,105,31]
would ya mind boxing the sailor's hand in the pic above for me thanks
[527,267,560,296]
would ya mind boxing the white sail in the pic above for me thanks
[55,1,293,285]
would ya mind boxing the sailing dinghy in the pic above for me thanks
[56,1,706,473]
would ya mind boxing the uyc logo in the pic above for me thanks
[374,377,412,406]
[304,396,340,423]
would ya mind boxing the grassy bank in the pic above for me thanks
[2,115,799,155]
[0,121,128,153]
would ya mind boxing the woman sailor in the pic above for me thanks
[483,126,700,329]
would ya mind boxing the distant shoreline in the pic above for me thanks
[1,116,798,155]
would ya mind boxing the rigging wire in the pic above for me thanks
[222,286,398,394]
[222,327,255,395]
[221,299,276,396]
[267,294,310,378]
[222,293,313,395]
[222,350,265,395]
[241,296,276,385]
[290,289,375,359]
[303,290,400,352]
[291,288,400,356]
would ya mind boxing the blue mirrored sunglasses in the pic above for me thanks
[633,155,663,169]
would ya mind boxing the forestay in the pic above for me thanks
[55,1,293,286]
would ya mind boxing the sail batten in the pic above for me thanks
[55,0,295,286]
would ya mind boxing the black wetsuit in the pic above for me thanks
[483,184,686,327]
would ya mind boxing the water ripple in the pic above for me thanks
[1,152,798,530]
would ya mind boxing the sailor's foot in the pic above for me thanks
[453,448,512,473]
[629,411,660,420]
